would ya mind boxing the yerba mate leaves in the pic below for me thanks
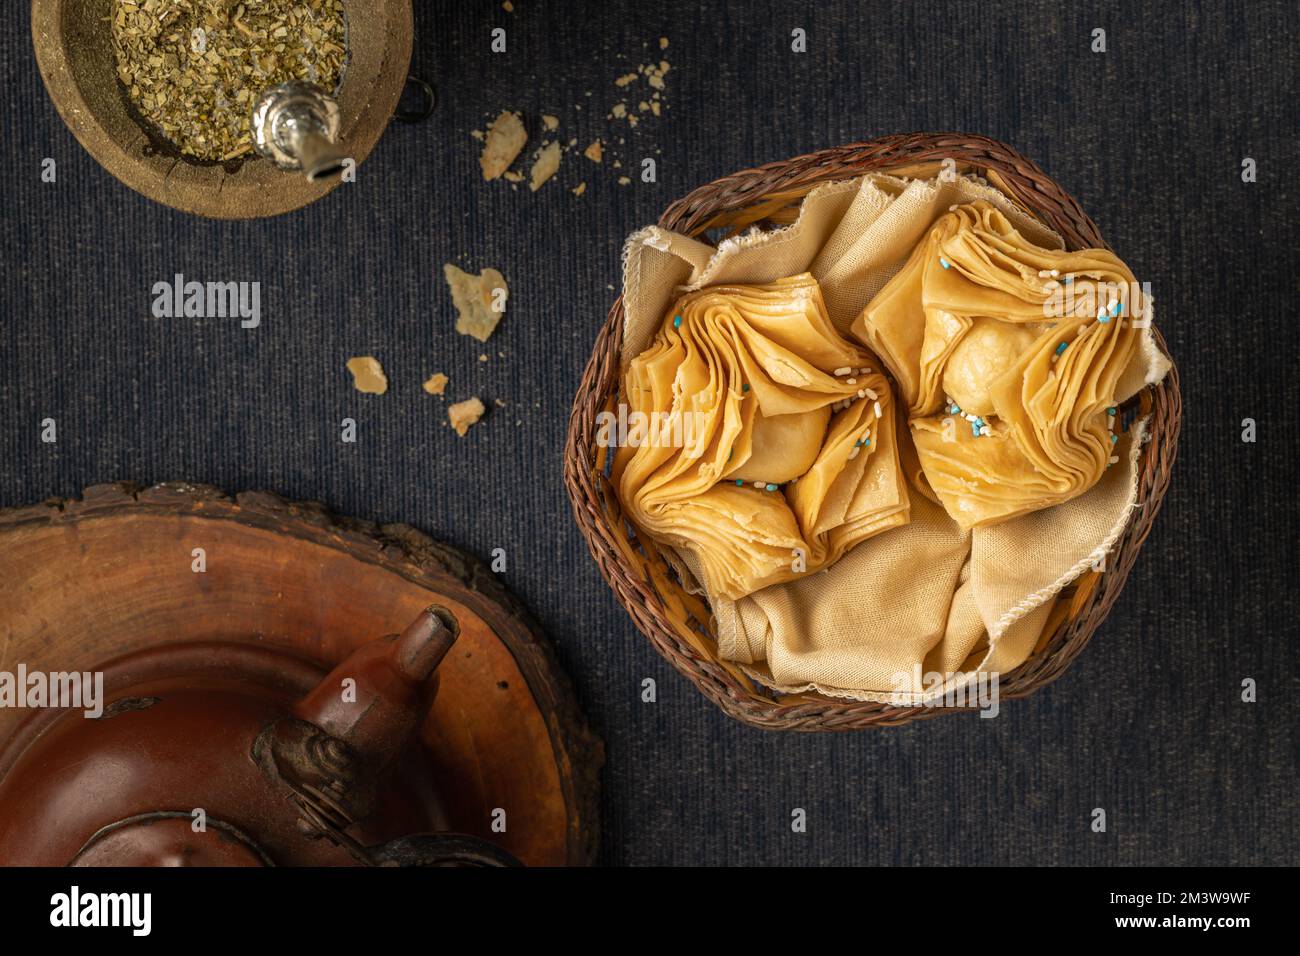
[110,0,347,162]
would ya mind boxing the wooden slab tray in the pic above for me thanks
[0,481,601,866]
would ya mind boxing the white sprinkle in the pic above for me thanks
[857,389,867,398]
[833,366,852,376]
[846,377,857,385]
[753,481,764,488]
[1051,269,1060,277]
[864,388,878,400]
[859,367,870,374]
[1038,269,1052,278]
[1108,455,1119,465]
[874,401,882,419]
[848,445,861,460]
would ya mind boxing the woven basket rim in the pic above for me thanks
[564,132,1183,731]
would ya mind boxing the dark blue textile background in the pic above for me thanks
[1,0,1295,865]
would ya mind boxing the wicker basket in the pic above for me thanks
[564,133,1182,731]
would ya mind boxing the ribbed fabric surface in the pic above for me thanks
[0,0,1295,865]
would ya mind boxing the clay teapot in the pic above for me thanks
[0,606,518,867]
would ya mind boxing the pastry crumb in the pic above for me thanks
[529,141,562,191]
[502,0,513,10]
[583,140,603,162]
[346,356,388,395]
[646,60,669,91]
[572,181,586,196]
[614,72,639,87]
[479,110,527,181]
[617,176,631,186]
[503,170,524,183]
[422,373,449,396]
[542,114,559,131]
[659,37,669,49]
[449,397,486,436]
[444,264,508,342]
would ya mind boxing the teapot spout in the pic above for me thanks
[392,605,458,682]
[293,606,459,772]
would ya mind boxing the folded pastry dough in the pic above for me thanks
[855,201,1142,530]
[614,274,910,600]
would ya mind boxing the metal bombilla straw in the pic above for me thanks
[250,80,347,182]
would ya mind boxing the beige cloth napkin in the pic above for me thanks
[620,172,1171,702]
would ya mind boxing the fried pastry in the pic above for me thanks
[855,201,1142,529]
[613,273,910,600]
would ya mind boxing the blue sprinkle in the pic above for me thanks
[1106,407,1117,417]
[1064,275,1074,284]
[735,479,744,486]
[975,417,985,427]
[742,383,750,393]
[1111,434,1118,444]
[672,314,682,328]
[1098,314,1110,324]
[765,483,778,492]
[950,403,962,415]
[1055,342,1068,356]
[939,256,952,269]
[1114,302,1124,316]
[972,422,981,437]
